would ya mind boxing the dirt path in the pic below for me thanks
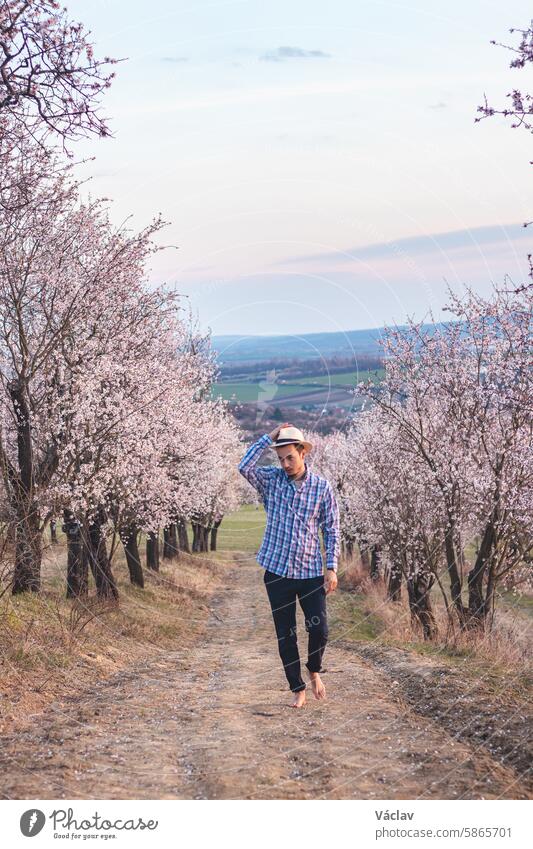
[0,553,527,800]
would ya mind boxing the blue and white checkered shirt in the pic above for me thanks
[238,433,341,578]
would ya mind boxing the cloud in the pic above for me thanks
[276,223,532,266]
[428,101,448,109]
[259,46,331,62]
[161,56,189,63]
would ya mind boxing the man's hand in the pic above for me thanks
[325,569,338,594]
[269,422,293,441]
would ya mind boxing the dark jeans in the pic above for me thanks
[263,568,328,692]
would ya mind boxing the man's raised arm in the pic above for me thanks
[238,423,292,497]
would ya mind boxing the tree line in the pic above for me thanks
[0,1,246,603]
[308,284,532,639]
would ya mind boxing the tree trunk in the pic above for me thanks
[191,522,199,552]
[84,510,118,600]
[163,526,171,559]
[63,510,88,598]
[9,378,42,594]
[210,517,222,551]
[12,506,42,594]
[387,563,402,602]
[406,571,437,640]
[177,517,190,553]
[6,521,16,549]
[370,545,381,582]
[192,522,208,553]
[146,531,160,571]
[453,525,467,577]
[466,519,496,628]
[50,519,58,544]
[163,524,179,560]
[357,529,370,571]
[443,522,467,627]
[122,524,144,588]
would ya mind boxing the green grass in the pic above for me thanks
[211,383,269,402]
[295,368,385,386]
[329,589,383,643]
[216,504,266,553]
[211,368,385,403]
[211,381,325,403]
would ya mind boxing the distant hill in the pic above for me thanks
[211,322,451,364]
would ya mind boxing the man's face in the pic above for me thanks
[275,443,306,477]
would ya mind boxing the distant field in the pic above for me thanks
[212,368,384,404]
[212,383,268,402]
[212,382,314,402]
[293,368,385,386]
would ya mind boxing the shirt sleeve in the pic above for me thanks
[238,433,277,500]
[318,481,341,571]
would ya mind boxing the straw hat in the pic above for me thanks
[271,425,313,453]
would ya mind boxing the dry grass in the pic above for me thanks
[338,555,533,680]
[0,544,232,735]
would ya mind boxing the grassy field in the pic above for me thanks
[214,503,266,553]
[211,368,385,403]
[295,368,385,386]
[211,382,317,402]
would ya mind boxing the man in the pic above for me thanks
[238,422,340,708]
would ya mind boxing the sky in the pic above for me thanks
[70,0,533,336]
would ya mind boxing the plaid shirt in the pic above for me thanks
[238,433,340,578]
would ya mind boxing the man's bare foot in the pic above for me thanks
[291,689,306,708]
[308,671,326,700]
